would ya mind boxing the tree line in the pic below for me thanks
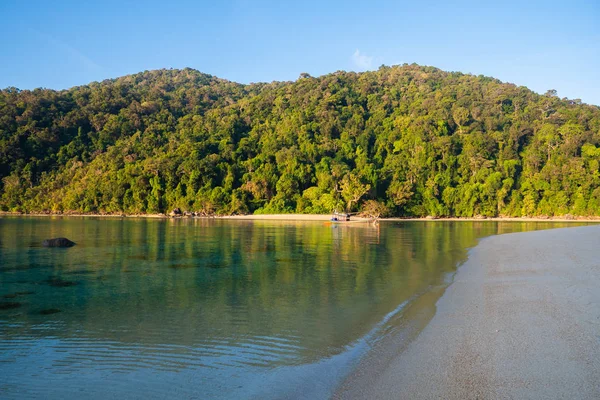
[1,65,599,217]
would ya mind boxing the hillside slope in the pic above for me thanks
[1,65,599,217]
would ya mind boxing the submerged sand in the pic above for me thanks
[336,225,600,399]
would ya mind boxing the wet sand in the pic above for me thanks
[336,225,600,399]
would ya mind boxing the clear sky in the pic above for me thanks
[1,0,598,105]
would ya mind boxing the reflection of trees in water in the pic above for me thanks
[0,218,584,368]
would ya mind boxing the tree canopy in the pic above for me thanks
[1,65,599,217]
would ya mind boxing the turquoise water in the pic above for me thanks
[0,218,584,399]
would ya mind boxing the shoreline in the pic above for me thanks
[335,225,600,399]
[1,211,599,223]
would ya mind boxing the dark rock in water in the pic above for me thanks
[42,237,76,248]
[64,270,95,275]
[39,308,61,315]
[0,302,21,310]
[169,263,196,269]
[4,263,54,272]
[205,262,225,269]
[3,291,36,299]
[45,277,78,287]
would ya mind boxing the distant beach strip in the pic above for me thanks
[2,211,600,223]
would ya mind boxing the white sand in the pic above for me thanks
[336,225,600,399]
[220,214,333,221]
[3,211,597,222]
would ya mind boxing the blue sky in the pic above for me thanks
[1,0,598,105]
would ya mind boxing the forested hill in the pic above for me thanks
[1,65,600,217]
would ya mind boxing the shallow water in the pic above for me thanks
[0,217,586,399]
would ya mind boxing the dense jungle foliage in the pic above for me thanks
[1,65,600,217]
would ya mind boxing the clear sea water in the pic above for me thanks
[0,217,584,399]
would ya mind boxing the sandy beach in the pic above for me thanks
[336,225,600,399]
[1,211,599,223]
